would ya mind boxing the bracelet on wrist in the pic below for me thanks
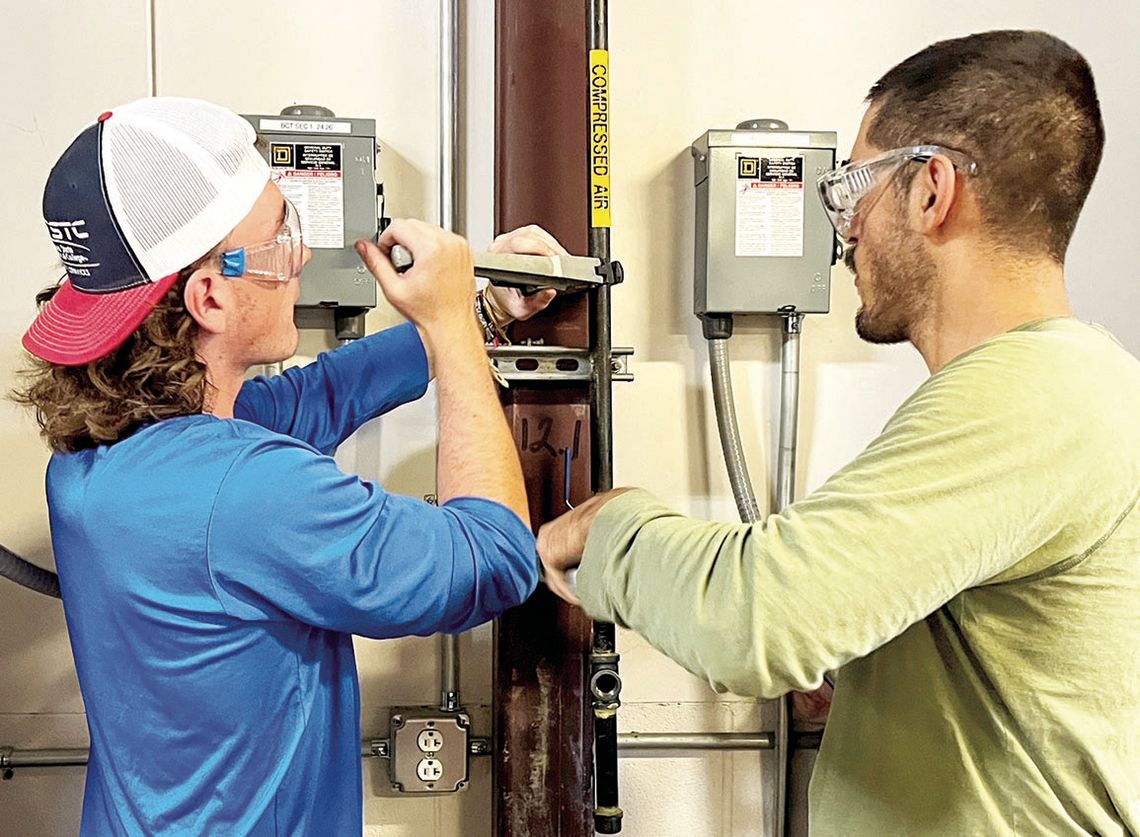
[475,290,511,347]
[482,287,515,329]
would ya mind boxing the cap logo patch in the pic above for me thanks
[46,220,101,276]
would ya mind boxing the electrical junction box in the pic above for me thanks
[388,709,470,794]
[241,109,379,312]
[691,124,837,316]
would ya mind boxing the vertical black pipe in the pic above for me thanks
[588,0,622,832]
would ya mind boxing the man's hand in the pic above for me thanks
[537,488,634,605]
[792,684,834,730]
[484,224,566,323]
[357,220,482,371]
[359,219,532,527]
[357,219,477,335]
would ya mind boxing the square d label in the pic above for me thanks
[272,143,294,166]
[737,156,759,178]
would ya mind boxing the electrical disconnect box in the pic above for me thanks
[387,710,470,794]
[691,121,837,317]
[241,107,380,320]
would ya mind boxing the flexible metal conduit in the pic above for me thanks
[0,544,60,599]
[707,338,761,522]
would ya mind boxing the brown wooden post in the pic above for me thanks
[492,1,597,835]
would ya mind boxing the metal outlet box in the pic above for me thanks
[692,127,837,316]
[388,709,470,794]
[242,112,379,311]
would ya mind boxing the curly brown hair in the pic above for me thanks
[11,270,210,452]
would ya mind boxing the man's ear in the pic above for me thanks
[183,268,231,335]
[916,155,961,236]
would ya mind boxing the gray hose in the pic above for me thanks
[708,338,761,524]
[0,544,61,599]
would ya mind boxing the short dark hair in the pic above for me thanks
[866,30,1104,261]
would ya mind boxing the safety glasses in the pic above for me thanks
[817,145,978,242]
[218,199,304,282]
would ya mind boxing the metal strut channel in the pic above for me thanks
[487,345,632,384]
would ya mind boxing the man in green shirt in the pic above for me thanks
[538,30,1139,836]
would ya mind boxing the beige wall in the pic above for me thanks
[1,1,1137,835]
[607,3,1138,832]
[0,2,148,834]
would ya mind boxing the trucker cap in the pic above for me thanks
[22,97,270,365]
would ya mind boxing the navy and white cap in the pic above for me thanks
[23,97,269,365]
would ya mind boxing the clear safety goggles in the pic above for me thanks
[817,145,978,242]
[218,199,304,282]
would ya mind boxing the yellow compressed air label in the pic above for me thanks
[589,50,611,228]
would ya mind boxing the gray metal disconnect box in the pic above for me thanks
[692,128,837,315]
[242,113,379,310]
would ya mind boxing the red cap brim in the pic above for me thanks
[22,274,181,366]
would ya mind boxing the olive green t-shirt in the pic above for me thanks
[578,318,1140,836]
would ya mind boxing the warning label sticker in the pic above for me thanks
[270,143,345,249]
[735,155,804,258]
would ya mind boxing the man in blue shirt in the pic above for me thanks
[15,96,554,834]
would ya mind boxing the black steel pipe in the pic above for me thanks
[588,0,622,832]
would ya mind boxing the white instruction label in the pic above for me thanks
[735,155,804,258]
[270,142,344,249]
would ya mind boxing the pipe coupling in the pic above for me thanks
[590,666,622,707]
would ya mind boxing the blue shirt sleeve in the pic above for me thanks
[233,321,429,454]
[204,436,538,638]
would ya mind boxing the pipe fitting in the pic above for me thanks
[590,667,622,706]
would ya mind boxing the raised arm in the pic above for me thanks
[356,219,530,527]
[539,343,1135,697]
[234,322,429,454]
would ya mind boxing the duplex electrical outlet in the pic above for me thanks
[416,758,444,782]
[417,729,444,752]
[388,709,470,794]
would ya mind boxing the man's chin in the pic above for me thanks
[855,309,907,345]
[262,337,299,367]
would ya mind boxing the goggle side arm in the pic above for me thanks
[220,249,247,278]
